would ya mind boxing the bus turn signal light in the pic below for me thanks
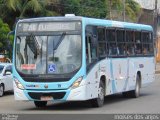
[71,77,83,89]
[14,79,25,90]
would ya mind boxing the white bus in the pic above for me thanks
[13,16,155,108]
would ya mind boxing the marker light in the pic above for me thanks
[14,79,25,90]
[65,14,75,17]
[71,77,83,89]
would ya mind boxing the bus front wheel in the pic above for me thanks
[0,84,4,97]
[91,80,105,107]
[34,101,47,108]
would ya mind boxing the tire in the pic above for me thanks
[0,84,4,97]
[34,101,47,108]
[91,81,105,107]
[131,75,141,98]
[123,75,140,98]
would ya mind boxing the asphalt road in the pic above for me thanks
[0,75,160,114]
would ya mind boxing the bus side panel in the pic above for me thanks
[128,57,155,91]
[140,57,155,87]
[99,59,112,96]
[127,58,140,91]
[85,63,100,100]
[108,58,128,93]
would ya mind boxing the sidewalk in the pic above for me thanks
[155,63,160,74]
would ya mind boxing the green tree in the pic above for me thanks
[106,0,141,22]
[125,0,141,22]
[0,0,58,29]
[61,0,108,18]
[0,18,12,54]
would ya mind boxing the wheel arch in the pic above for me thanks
[100,75,106,95]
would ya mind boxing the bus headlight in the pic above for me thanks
[14,79,25,90]
[71,77,83,89]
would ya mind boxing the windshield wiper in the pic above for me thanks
[53,32,66,50]
[26,34,40,59]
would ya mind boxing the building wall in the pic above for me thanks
[134,0,155,10]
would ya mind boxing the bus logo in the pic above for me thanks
[44,84,48,89]
[58,84,61,88]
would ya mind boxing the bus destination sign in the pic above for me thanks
[17,22,81,32]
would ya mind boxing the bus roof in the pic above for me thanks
[18,16,153,31]
[82,17,153,31]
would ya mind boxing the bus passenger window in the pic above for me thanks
[98,28,106,58]
[107,29,117,56]
[135,44,142,54]
[126,44,135,55]
[142,32,154,55]
[148,44,154,54]
[117,43,126,55]
[108,43,117,55]
[108,30,116,42]
[99,43,107,57]
[126,31,135,56]
[135,32,142,55]
[143,45,148,55]
[117,30,126,56]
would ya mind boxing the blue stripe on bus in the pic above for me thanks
[110,59,117,93]
[123,58,129,91]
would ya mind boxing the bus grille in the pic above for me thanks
[28,92,66,100]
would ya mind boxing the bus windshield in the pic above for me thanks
[15,34,82,75]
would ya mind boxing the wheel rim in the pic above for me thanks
[0,85,4,96]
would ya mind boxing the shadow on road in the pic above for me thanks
[3,91,13,96]
[23,93,152,111]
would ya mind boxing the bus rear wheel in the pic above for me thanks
[123,75,140,98]
[91,80,105,107]
[34,101,47,108]
[132,75,141,98]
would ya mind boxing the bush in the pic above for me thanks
[0,18,13,58]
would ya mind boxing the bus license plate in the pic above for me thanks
[41,96,53,101]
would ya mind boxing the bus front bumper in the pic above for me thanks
[14,82,87,101]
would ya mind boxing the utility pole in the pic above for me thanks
[123,0,126,21]
[155,0,158,36]
[155,0,158,62]
[109,0,112,20]
[155,0,157,11]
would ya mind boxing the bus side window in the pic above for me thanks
[135,31,142,55]
[117,30,126,56]
[85,25,98,68]
[126,31,135,56]
[107,29,117,56]
[97,27,106,59]
[142,32,154,55]
[86,35,98,65]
